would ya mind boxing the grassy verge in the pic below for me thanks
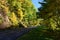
[17,26,57,40]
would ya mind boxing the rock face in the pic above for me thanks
[0,8,11,29]
[0,16,11,29]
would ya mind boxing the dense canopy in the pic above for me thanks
[0,0,40,29]
[38,0,60,30]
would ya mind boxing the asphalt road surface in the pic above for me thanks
[0,27,36,40]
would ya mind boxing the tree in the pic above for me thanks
[38,0,60,30]
[0,0,40,29]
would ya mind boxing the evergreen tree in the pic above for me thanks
[38,0,60,30]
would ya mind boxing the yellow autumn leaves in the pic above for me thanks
[50,18,57,30]
[0,0,40,28]
[9,12,18,26]
[17,9,24,22]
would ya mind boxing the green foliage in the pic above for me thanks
[0,17,3,24]
[17,26,59,40]
[0,0,40,28]
[38,0,60,30]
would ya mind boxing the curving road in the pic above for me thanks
[0,27,36,40]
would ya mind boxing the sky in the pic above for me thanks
[32,0,43,8]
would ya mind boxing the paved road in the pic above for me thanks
[0,27,36,40]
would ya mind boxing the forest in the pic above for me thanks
[0,0,60,40]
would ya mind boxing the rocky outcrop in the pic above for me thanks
[0,8,11,29]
